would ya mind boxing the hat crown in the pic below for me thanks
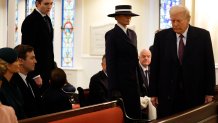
[0,47,18,64]
[115,5,131,11]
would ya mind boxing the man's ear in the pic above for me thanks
[18,58,24,64]
[35,1,39,7]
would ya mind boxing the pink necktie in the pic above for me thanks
[178,35,184,64]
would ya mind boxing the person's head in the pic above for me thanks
[14,44,37,74]
[108,5,139,27]
[170,5,190,34]
[50,68,67,88]
[0,47,20,77]
[139,49,151,68]
[101,54,106,72]
[35,0,53,15]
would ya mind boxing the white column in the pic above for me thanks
[0,0,7,47]
[7,0,16,48]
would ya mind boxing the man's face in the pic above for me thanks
[20,51,37,72]
[36,0,53,15]
[170,12,189,34]
[101,58,106,72]
[115,15,132,27]
[139,50,151,68]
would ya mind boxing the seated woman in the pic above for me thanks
[0,47,26,120]
[41,68,72,114]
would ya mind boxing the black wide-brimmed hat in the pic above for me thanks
[108,5,139,17]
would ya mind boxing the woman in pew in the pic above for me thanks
[0,47,26,120]
[41,68,72,114]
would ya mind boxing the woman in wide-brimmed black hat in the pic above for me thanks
[105,5,143,119]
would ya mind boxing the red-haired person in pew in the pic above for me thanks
[41,68,72,114]
[89,54,109,105]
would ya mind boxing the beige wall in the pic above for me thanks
[0,0,7,47]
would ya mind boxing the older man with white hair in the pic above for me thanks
[149,5,215,118]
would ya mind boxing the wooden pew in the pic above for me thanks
[150,101,218,123]
[19,100,120,123]
[19,99,149,123]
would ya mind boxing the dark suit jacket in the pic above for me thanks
[0,77,26,120]
[89,70,108,105]
[12,73,40,117]
[105,24,142,118]
[21,9,55,91]
[41,87,72,115]
[138,66,149,97]
[149,25,215,118]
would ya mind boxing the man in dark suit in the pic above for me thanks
[13,44,41,117]
[89,54,109,105]
[138,49,157,120]
[105,5,142,118]
[149,5,215,118]
[138,49,151,97]
[21,0,55,94]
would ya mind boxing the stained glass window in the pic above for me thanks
[61,0,75,67]
[160,0,181,29]
[26,0,55,26]
[26,0,35,16]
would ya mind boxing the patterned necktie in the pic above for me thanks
[178,35,184,64]
[26,78,35,98]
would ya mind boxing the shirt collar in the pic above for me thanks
[18,72,27,82]
[139,62,149,71]
[36,8,46,17]
[117,23,128,34]
[176,25,189,39]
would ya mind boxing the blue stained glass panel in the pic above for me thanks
[160,0,181,29]
[61,0,75,67]
[26,0,35,16]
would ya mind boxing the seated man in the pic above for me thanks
[89,54,109,105]
[138,49,156,120]
[13,44,41,117]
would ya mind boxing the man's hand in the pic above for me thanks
[34,76,43,87]
[205,95,214,103]
[151,97,158,108]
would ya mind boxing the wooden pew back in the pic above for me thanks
[49,106,123,123]
[19,100,123,123]
[150,101,218,123]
